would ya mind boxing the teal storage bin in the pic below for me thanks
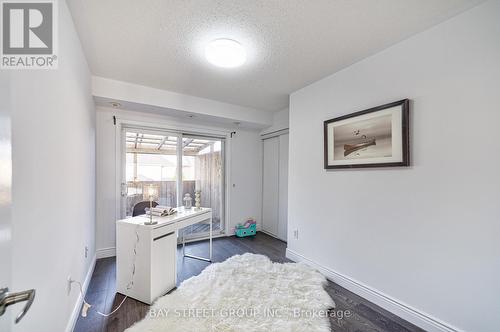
[235,222,257,237]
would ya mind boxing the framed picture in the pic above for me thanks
[324,99,409,169]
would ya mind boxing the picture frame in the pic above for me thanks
[324,99,410,169]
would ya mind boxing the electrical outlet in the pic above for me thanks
[293,229,299,240]
[84,246,88,258]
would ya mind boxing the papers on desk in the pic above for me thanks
[145,206,176,217]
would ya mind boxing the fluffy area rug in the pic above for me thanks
[126,253,334,332]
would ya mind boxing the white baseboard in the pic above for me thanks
[96,247,116,258]
[65,254,96,332]
[286,248,462,332]
[260,230,286,242]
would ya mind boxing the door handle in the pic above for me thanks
[0,287,36,323]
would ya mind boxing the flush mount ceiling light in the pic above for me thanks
[205,39,246,68]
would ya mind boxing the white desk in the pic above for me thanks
[116,207,212,304]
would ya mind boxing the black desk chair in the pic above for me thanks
[132,201,158,217]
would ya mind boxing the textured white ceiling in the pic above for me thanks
[68,0,482,112]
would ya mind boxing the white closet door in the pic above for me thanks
[262,137,279,236]
[277,134,289,241]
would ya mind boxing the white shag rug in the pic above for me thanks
[126,253,334,332]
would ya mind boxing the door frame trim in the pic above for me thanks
[0,73,12,329]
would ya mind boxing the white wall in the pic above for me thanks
[287,2,500,332]
[96,107,262,256]
[9,2,96,331]
[227,129,263,232]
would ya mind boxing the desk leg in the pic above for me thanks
[209,216,212,261]
[182,228,186,256]
[183,217,212,263]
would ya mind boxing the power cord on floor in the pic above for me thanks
[70,279,128,317]
[70,225,140,318]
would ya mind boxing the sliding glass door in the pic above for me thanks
[121,127,225,237]
[182,136,224,237]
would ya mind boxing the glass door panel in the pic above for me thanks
[182,136,224,237]
[124,130,179,217]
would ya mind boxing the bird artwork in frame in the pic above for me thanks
[324,99,410,169]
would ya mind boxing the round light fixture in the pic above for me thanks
[205,39,246,68]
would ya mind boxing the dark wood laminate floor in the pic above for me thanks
[74,233,423,332]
